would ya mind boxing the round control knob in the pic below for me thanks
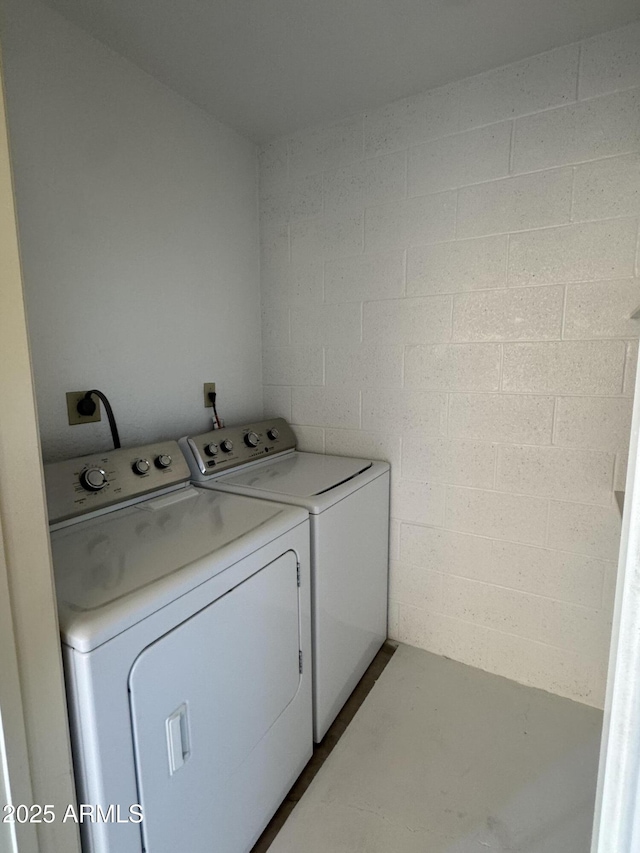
[244,432,259,448]
[155,454,172,469]
[204,443,218,457]
[267,428,280,441]
[80,467,108,492]
[132,458,150,475]
[220,439,234,453]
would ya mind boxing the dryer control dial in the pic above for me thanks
[155,454,172,469]
[244,432,259,448]
[79,467,108,492]
[267,428,280,441]
[220,439,234,453]
[132,458,150,475]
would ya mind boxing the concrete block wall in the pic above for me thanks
[259,22,640,707]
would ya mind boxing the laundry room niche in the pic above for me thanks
[0,0,265,463]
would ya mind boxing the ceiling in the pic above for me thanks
[42,0,640,143]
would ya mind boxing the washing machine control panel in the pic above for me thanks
[181,418,296,479]
[44,440,191,525]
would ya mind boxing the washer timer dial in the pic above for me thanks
[79,467,108,492]
[244,432,259,448]
[155,454,172,469]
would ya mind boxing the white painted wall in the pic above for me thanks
[1,0,262,462]
[259,22,640,708]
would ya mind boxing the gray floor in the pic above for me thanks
[267,644,603,853]
[252,642,397,852]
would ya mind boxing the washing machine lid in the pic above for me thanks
[51,486,307,652]
[216,452,372,499]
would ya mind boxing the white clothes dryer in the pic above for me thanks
[179,419,389,742]
[45,440,312,853]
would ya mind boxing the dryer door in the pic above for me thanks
[128,550,301,853]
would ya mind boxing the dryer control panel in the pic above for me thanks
[180,418,296,479]
[45,440,191,525]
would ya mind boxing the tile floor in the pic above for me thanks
[262,643,603,852]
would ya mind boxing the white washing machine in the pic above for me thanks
[179,419,389,742]
[45,440,312,853]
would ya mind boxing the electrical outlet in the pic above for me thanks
[66,391,101,425]
[203,383,216,408]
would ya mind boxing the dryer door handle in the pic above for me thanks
[166,704,190,775]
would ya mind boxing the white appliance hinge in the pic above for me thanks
[299,650,303,674]
[296,561,301,587]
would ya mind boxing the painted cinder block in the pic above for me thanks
[323,152,405,215]
[324,428,401,469]
[457,43,579,129]
[456,169,573,239]
[290,303,362,346]
[572,154,640,222]
[364,81,463,157]
[262,345,323,386]
[445,486,548,545]
[554,396,633,451]
[290,210,364,262]
[512,88,640,174]
[288,114,363,178]
[507,219,638,287]
[448,393,554,444]
[624,341,638,396]
[364,192,456,250]
[407,121,511,196]
[258,22,639,708]
[547,501,622,561]
[290,424,325,453]
[259,172,323,225]
[407,235,508,295]
[496,444,615,505]
[363,295,452,345]
[502,340,626,395]
[325,344,404,388]
[563,280,640,340]
[361,389,447,435]
[262,385,292,421]
[325,252,405,303]
[391,480,446,527]
[401,436,497,489]
[452,285,564,342]
[404,343,501,391]
[579,22,640,100]
[291,386,361,429]
[261,307,290,347]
